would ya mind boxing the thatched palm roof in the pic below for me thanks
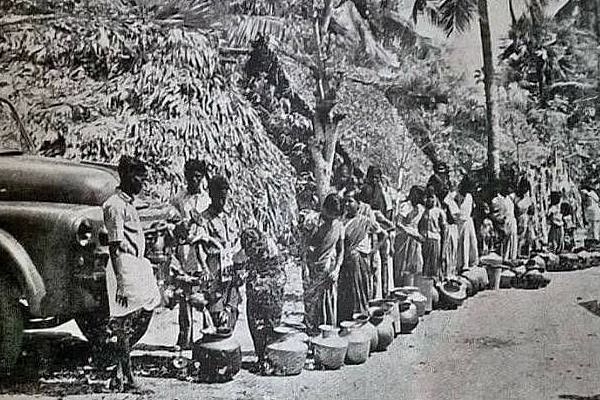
[0,0,297,237]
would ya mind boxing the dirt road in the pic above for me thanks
[3,267,600,400]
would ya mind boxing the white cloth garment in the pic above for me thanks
[106,254,161,318]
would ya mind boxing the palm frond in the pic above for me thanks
[436,0,477,36]
[226,15,293,48]
[147,0,222,29]
[412,0,438,25]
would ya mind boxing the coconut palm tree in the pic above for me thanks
[414,0,500,180]
[553,0,600,118]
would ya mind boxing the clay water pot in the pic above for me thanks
[369,307,394,351]
[590,251,600,266]
[457,275,475,296]
[541,272,551,287]
[577,251,592,269]
[513,265,527,276]
[530,255,546,271]
[523,269,544,289]
[399,300,419,334]
[401,286,427,317]
[192,327,241,383]
[438,279,467,308]
[474,266,489,290]
[500,269,516,289]
[372,298,401,336]
[265,326,308,376]
[431,285,440,309]
[390,288,409,302]
[311,325,348,370]
[339,321,370,365]
[486,265,502,290]
[352,313,378,354]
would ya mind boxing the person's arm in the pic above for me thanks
[329,226,345,282]
[439,208,447,247]
[104,202,129,308]
[371,219,388,252]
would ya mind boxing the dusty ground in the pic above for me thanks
[3,266,600,400]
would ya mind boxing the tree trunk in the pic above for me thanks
[478,0,500,181]
[310,109,338,205]
[310,0,339,206]
[594,0,600,119]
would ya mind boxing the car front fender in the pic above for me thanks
[0,228,46,316]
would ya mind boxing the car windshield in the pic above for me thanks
[0,100,24,155]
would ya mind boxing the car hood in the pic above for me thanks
[0,155,118,206]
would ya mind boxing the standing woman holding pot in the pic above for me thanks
[304,194,345,334]
[393,186,425,287]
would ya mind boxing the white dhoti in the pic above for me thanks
[106,254,161,318]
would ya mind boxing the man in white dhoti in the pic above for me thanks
[103,155,160,391]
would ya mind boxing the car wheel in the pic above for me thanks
[0,277,24,376]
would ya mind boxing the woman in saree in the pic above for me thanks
[337,189,386,323]
[442,186,460,279]
[456,178,479,273]
[393,186,425,287]
[514,177,534,258]
[304,194,345,333]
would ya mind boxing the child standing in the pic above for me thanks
[547,191,564,254]
[419,187,447,283]
[561,202,576,251]
[478,202,496,256]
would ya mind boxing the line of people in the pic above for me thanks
[302,162,482,334]
[303,160,600,335]
[102,155,600,386]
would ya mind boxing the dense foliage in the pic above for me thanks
[0,0,298,238]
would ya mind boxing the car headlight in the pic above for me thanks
[75,218,93,247]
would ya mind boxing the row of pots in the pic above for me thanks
[191,262,551,382]
[554,251,600,271]
[265,286,427,374]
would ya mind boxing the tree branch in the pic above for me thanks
[320,0,335,38]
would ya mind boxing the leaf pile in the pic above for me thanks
[0,0,297,237]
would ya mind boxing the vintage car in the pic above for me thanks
[0,98,173,375]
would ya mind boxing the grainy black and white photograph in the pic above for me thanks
[0,0,599,399]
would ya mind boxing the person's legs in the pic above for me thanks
[379,238,390,296]
[372,250,382,299]
[177,295,192,348]
[107,314,137,391]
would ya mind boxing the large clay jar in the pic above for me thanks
[353,313,378,354]
[386,299,402,336]
[370,307,394,351]
[339,321,370,365]
[401,286,427,317]
[371,299,401,336]
[523,268,544,289]
[391,288,409,304]
[438,279,467,308]
[460,269,478,295]
[192,327,242,383]
[500,269,516,289]
[486,265,502,290]
[399,300,419,334]
[311,325,348,370]
[473,266,489,290]
[431,285,439,309]
[265,326,308,376]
